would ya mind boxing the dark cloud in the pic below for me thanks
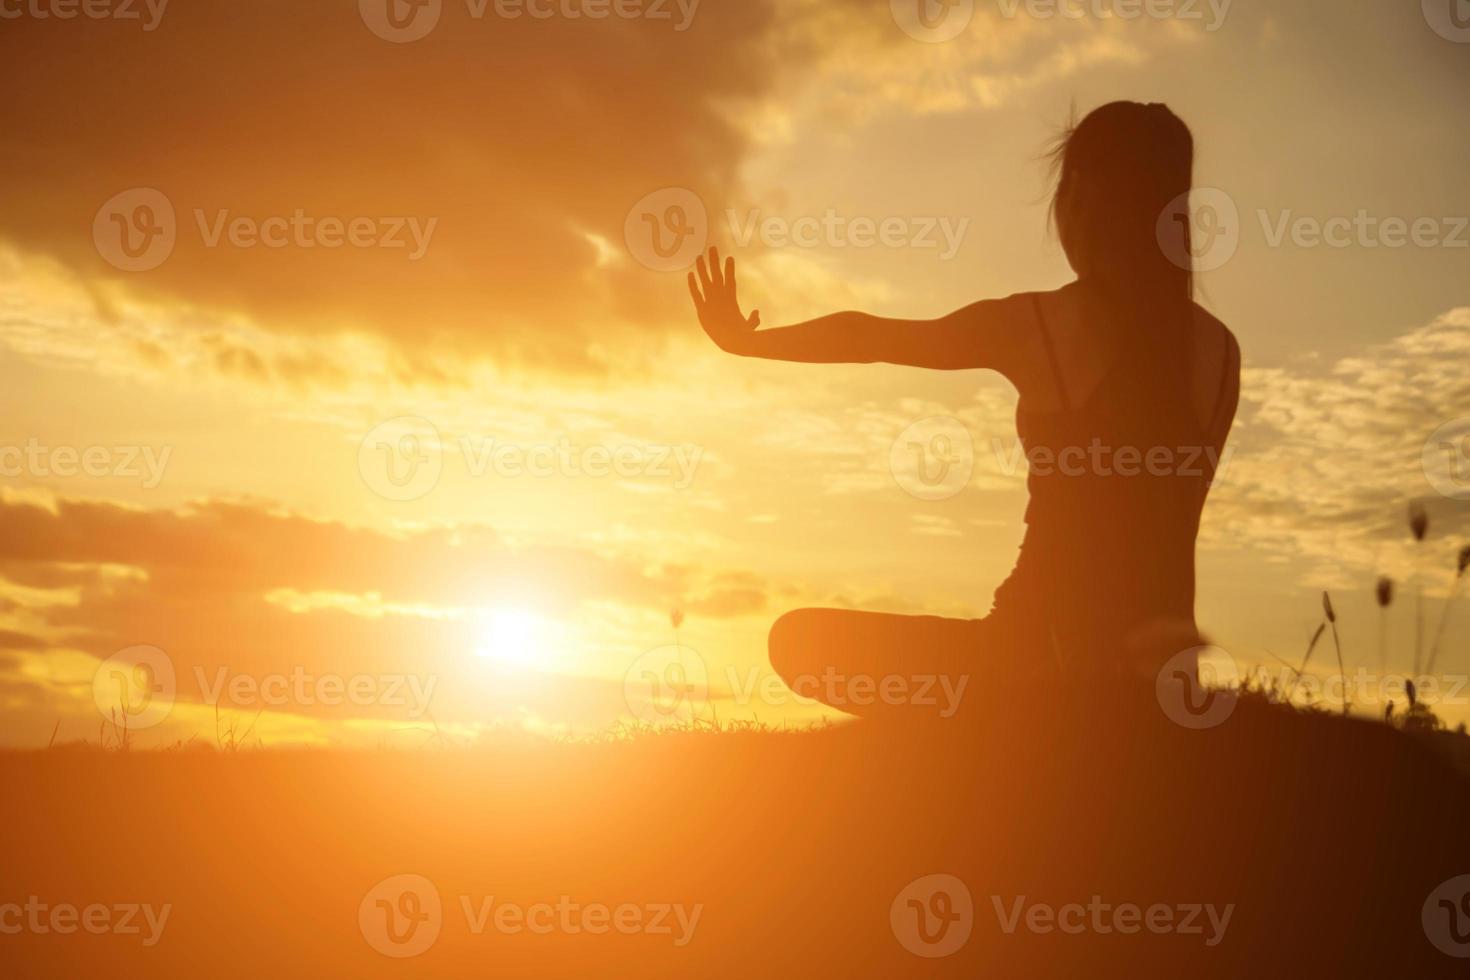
[0,632,42,652]
[0,1,783,374]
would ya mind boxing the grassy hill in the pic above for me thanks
[3,688,1468,978]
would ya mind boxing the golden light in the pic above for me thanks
[475,607,551,670]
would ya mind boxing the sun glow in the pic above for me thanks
[476,607,551,670]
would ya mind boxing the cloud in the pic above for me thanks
[0,494,783,737]
[1205,307,1470,584]
[743,0,1163,136]
[0,494,778,620]
[0,0,1207,381]
[0,1,781,374]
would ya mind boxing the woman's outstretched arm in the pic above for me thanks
[687,248,1022,372]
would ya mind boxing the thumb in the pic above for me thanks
[748,310,761,328]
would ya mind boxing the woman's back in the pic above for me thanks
[995,281,1241,673]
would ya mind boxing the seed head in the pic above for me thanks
[1410,502,1429,542]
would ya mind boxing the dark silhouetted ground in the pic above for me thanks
[2,691,1467,978]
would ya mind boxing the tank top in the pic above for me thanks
[991,287,1237,672]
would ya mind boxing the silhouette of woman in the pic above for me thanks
[687,102,1240,718]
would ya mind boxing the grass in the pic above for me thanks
[7,694,1470,979]
[1240,504,1470,746]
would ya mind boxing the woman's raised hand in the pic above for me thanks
[688,247,760,354]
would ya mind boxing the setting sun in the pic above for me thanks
[476,607,552,671]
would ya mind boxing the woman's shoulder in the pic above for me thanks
[1187,303,1241,431]
[1189,302,1240,372]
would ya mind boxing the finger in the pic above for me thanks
[724,256,736,292]
[696,253,712,292]
[708,247,724,289]
[688,272,705,308]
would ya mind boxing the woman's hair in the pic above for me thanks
[1048,101,1195,307]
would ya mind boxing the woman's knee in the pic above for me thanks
[767,608,826,684]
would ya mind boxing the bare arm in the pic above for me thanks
[687,248,1024,372]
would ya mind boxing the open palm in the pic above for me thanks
[688,247,760,353]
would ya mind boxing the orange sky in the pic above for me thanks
[1,0,1468,745]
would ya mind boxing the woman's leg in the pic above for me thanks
[767,608,987,720]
